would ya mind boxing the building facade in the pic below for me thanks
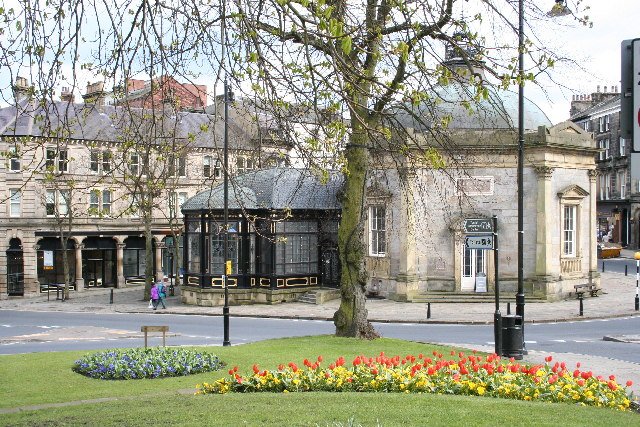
[569,86,635,247]
[0,78,290,298]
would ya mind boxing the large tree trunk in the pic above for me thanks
[333,130,379,339]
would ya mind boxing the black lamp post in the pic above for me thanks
[516,0,571,353]
[222,5,231,347]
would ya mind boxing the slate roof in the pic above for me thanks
[182,167,343,212]
[0,98,259,150]
[391,82,552,131]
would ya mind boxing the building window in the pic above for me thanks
[605,114,610,131]
[619,138,626,157]
[178,192,187,217]
[45,148,69,172]
[274,221,318,274]
[203,156,212,177]
[214,159,222,178]
[10,189,21,217]
[169,192,187,218]
[236,156,254,174]
[90,150,112,174]
[129,152,140,176]
[8,147,21,171]
[605,173,611,200]
[598,117,604,133]
[169,155,186,177]
[90,189,111,215]
[619,171,626,199]
[369,206,386,256]
[598,139,610,160]
[563,205,576,256]
[46,189,69,216]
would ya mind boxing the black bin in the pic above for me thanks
[501,314,523,360]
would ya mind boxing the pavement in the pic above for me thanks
[1,262,640,400]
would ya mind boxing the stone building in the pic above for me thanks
[0,78,290,298]
[569,86,634,247]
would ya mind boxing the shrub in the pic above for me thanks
[73,347,225,380]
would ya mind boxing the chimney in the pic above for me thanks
[13,76,31,102]
[82,81,106,106]
[60,87,74,103]
[596,85,600,93]
[604,86,608,93]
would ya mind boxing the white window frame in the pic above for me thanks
[89,189,100,212]
[605,114,610,131]
[619,137,626,157]
[203,155,212,178]
[45,147,69,172]
[9,189,21,217]
[214,159,222,178]
[368,206,386,257]
[8,147,21,171]
[619,171,627,199]
[605,173,611,200]
[562,205,577,257]
[129,152,140,176]
[46,189,69,216]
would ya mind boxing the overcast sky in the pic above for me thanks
[1,1,638,126]
[529,0,640,124]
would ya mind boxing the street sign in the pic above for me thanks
[463,218,493,233]
[623,38,640,152]
[465,235,494,250]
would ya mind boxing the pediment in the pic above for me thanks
[557,184,589,200]
[366,180,392,199]
[548,121,587,135]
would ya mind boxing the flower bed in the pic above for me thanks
[73,347,225,380]
[197,351,634,411]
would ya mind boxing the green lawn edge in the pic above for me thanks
[1,336,637,426]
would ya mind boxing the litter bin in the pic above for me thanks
[501,314,523,359]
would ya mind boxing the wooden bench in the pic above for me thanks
[141,325,169,348]
[574,284,600,298]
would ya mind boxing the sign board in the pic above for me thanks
[463,218,493,233]
[623,38,640,152]
[44,250,54,270]
[464,235,494,250]
[475,274,487,293]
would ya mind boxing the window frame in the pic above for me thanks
[368,205,386,257]
[9,189,21,217]
[562,205,577,257]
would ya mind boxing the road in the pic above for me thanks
[599,257,640,276]
[1,310,638,364]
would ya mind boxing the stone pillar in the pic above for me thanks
[588,170,598,278]
[534,166,555,279]
[116,242,126,288]
[74,242,85,291]
[155,238,165,282]
[392,169,419,302]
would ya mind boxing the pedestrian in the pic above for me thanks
[150,282,160,310]
[157,276,168,309]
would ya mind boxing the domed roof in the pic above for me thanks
[393,81,551,131]
[182,168,343,212]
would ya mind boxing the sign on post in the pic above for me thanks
[464,235,494,250]
[622,38,640,152]
[463,218,493,233]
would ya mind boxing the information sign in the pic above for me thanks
[464,235,494,250]
[463,218,493,233]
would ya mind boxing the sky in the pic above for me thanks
[527,0,640,124]
[1,1,638,125]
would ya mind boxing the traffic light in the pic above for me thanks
[622,39,640,152]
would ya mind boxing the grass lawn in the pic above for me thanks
[1,336,638,426]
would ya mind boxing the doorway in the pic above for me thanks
[321,248,340,288]
[461,247,486,292]
[6,238,24,296]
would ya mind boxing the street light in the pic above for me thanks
[222,5,231,347]
[516,0,571,354]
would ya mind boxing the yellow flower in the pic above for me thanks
[476,386,486,395]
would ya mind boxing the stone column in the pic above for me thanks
[74,242,85,291]
[155,238,165,282]
[116,242,126,288]
[392,169,419,302]
[588,170,598,278]
[534,166,555,279]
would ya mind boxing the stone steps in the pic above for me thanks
[411,292,546,304]
[297,288,341,305]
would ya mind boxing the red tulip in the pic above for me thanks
[626,380,633,387]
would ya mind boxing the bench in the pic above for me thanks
[574,283,600,298]
[141,325,169,348]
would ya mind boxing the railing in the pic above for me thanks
[560,257,582,274]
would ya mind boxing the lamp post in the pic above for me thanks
[635,252,640,311]
[222,5,231,347]
[517,0,571,353]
